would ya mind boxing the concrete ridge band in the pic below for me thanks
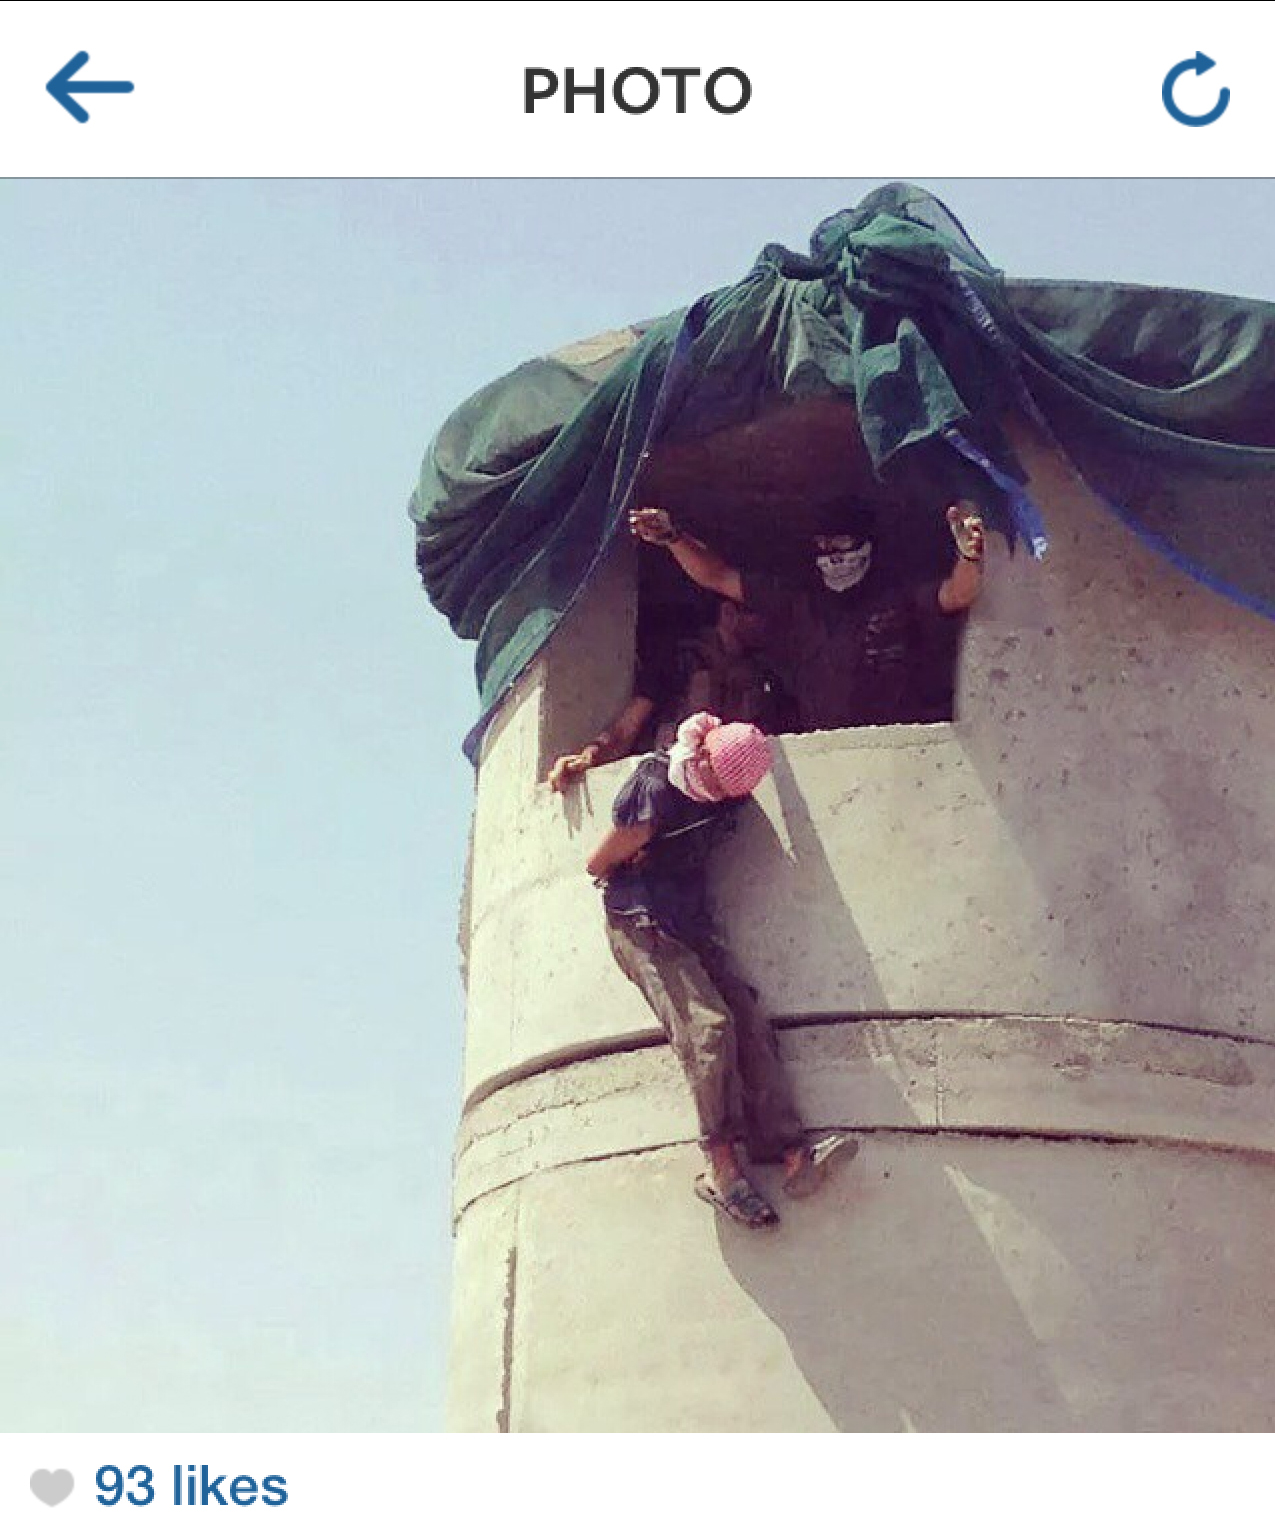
[455,1126,1275,1226]
[460,1009,1275,1116]
[453,1015,1275,1221]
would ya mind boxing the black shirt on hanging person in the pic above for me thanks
[600,751,734,943]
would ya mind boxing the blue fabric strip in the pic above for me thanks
[944,425,1050,559]
[1096,491,1275,624]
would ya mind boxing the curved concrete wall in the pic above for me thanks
[448,437,1275,1430]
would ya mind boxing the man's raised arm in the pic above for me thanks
[936,502,986,614]
[629,507,744,604]
[547,694,656,792]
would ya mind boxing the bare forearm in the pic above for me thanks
[592,696,655,764]
[629,507,743,602]
[586,822,654,878]
[937,555,983,613]
[548,696,655,790]
[666,533,744,603]
[940,504,985,612]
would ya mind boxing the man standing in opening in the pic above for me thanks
[547,597,795,792]
[587,711,856,1229]
[629,503,986,732]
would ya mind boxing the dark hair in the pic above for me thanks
[813,498,877,540]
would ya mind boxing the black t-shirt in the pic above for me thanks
[601,752,733,940]
[740,566,951,731]
[633,624,795,744]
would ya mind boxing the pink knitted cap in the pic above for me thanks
[704,721,772,798]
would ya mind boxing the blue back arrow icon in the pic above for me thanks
[47,51,135,123]
[1162,52,1230,126]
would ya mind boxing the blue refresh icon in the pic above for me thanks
[1162,52,1230,126]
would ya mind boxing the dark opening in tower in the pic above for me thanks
[630,395,971,746]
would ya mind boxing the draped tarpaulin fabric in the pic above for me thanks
[410,183,1275,756]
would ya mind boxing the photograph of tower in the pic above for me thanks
[415,183,1275,1431]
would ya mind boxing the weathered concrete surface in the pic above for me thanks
[445,1182,519,1434]
[454,1018,1275,1220]
[450,430,1275,1431]
[462,444,1275,1097]
[452,1134,1275,1432]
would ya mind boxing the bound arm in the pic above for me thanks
[547,694,656,792]
[586,821,655,879]
[629,507,744,604]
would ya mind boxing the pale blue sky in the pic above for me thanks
[3,178,1272,1431]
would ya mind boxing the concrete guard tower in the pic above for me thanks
[446,420,1275,1432]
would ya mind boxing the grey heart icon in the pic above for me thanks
[30,1470,74,1507]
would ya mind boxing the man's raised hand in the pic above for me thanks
[946,502,985,563]
[629,507,679,545]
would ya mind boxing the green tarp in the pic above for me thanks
[410,184,1275,754]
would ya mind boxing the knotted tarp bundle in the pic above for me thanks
[410,183,1275,755]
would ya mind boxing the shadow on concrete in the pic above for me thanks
[954,444,1274,1038]
[716,1131,1093,1431]
[552,772,594,839]
[716,745,890,1016]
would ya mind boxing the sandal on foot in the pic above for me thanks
[783,1132,860,1200]
[694,1173,780,1230]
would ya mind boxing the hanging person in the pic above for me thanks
[586,711,857,1230]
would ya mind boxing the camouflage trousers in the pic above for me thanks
[605,912,803,1159]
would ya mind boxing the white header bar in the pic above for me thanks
[1,0,1268,176]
